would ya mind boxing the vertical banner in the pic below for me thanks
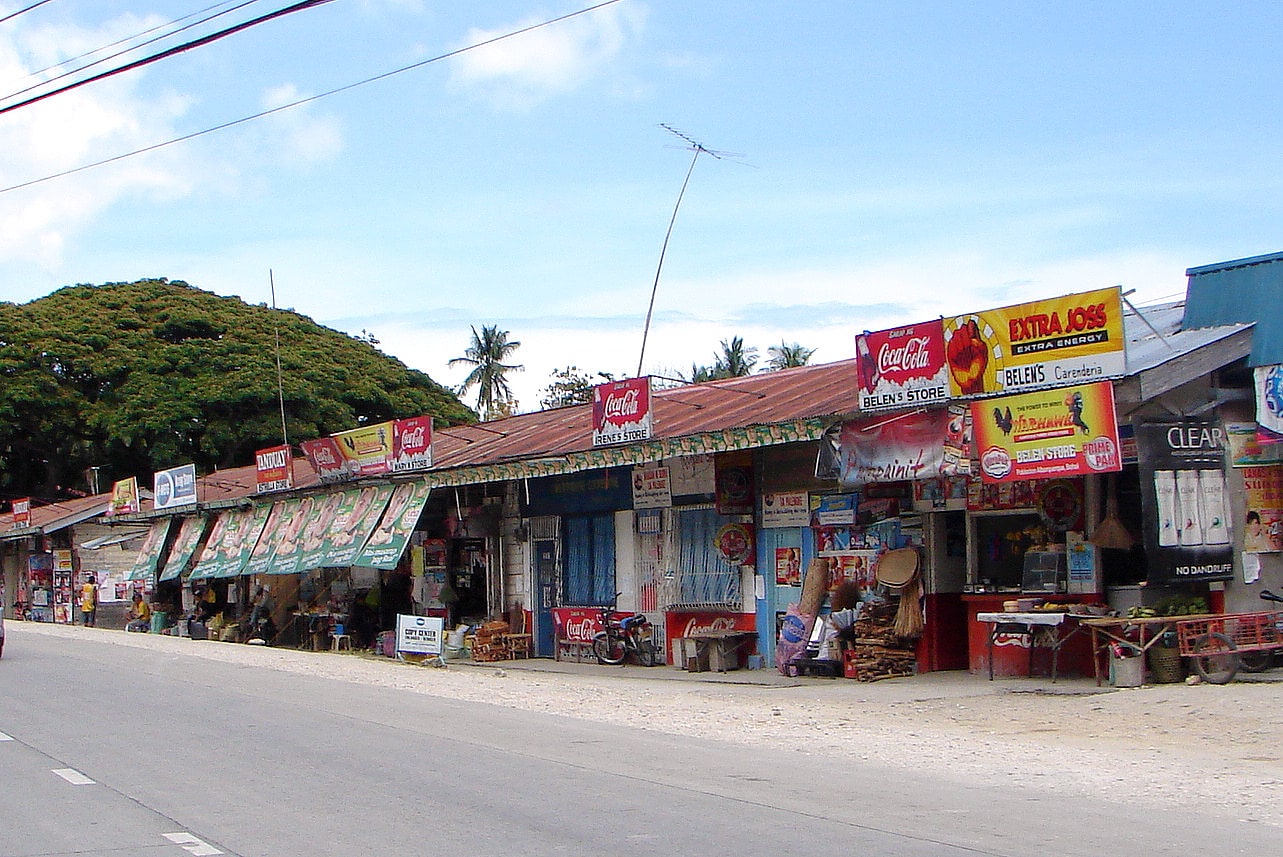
[356,480,433,569]
[970,381,1122,483]
[855,319,948,411]
[943,286,1125,397]
[592,377,653,446]
[1136,420,1233,584]
[159,515,207,581]
[127,518,173,581]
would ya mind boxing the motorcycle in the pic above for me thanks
[593,597,660,666]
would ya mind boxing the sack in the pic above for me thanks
[775,604,815,674]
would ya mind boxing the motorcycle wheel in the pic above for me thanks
[593,632,626,665]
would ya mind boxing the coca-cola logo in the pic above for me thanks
[563,618,597,641]
[400,426,427,448]
[311,446,339,467]
[681,617,737,636]
[604,390,640,421]
[878,336,934,374]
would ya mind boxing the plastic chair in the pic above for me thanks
[331,634,352,652]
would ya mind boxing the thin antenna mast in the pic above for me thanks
[636,124,740,378]
[270,270,289,445]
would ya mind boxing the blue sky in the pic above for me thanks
[1,1,1280,412]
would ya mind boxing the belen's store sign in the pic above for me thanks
[593,377,653,446]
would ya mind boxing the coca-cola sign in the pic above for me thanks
[593,377,653,446]
[855,319,948,412]
[300,437,354,484]
[391,416,433,472]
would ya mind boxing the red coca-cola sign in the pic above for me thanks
[392,415,433,472]
[593,377,653,446]
[300,437,352,483]
[855,319,948,412]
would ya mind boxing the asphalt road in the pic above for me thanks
[0,631,1275,857]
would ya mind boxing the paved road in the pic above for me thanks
[0,631,1274,856]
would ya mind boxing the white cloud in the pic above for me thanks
[256,84,344,167]
[447,4,640,108]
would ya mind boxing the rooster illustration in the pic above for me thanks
[993,406,1013,436]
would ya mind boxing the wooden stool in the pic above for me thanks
[331,634,352,652]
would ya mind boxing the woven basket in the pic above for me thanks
[1148,645,1183,683]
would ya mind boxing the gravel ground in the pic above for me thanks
[11,621,1283,826]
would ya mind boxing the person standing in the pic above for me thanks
[79,574,99,627]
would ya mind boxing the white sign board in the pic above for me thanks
[631,465,672,509]
[761,491,810,528]
[396,614,444,655]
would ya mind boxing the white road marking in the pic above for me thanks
[163,831,223,855]
[0,731,13,741]
[52,768,95,785]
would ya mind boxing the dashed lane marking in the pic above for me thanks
[0,730,13,741]
[163,832,223,855]
[52,768,95,785]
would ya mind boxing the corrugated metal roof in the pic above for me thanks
[1123,299,1253,376]
[1183,251,1283,366]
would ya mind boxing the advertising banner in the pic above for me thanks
[355,480,433,569]
[631,465,672,510]
[395,613,444,655]
[300,437,354,484]
[1243,465,1283,553]
[761,491,810,528]
[242,501,289,577]
[333,421,396,476]
[1136,420,1233,584]
[391,416,434,472]
[291,492,348,573]
[593,377,653,446]
[1254,365,1283,444]
[190,510,235,579]
[126,518,173,581]
[1226,422,1283,467]
[218,503,272,578]
[855,319,948,411]
[970,381,1122,483]
[11,497,30,528]
[943,286,1125,397]
[152,463,197,510]
[158,515,207,581]
[255,445,294,493]
[836,409,950,487]
[107,477,140,516]
[321,484,394,567]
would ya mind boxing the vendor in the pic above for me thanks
[125,593,152,632]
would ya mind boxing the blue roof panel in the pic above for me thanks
[1184,252,1283,366]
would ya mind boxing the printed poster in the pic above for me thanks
[356,480,433,569]
[970,381,1122,483]
[943,286,1125,397]
[774,547,801,586]
[761,491,810,528]
[835,409,950,487]
[1254,365,1283,444]
[855,319,948,411]
[1226,422,1283,467]
[1242,465,1283,553]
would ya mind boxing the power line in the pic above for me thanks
[0,1,56,26]
[0,0,626,196]
[3,0,261,106]
[0,0,337,118]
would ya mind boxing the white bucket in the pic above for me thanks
[1110,653,1144,687]
[448,629,466,648]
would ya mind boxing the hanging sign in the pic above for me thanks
[1136,420,1233,584]
[970,381,1122,483]
[855,319,948,411]
[631,465,672,510]
[836,409,949,487]
[356,480,433,569]
[761,491,810,528]
[255,445,294,493]
[11,497,30,528]
[943,286,1125,398]
[593,377,653,446]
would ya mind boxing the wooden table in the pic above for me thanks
[1077,615,1213,686]
[679,630,757,672]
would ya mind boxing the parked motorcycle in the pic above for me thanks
[593,597,660,666]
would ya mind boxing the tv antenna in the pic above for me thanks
[636,124,742,378]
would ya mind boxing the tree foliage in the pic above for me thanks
[0,279,475,499]
[766,341,815,370]
[538,365,616,409]
[448,324,523,420]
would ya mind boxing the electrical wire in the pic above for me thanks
[4,0,258,104]
[0,0,625,196]
[0,0,336,118]
[0,1,55,26]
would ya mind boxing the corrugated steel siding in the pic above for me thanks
[1184,252,1283,366]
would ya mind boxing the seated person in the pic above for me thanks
[125,593,152,632]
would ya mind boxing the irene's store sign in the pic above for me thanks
[943,286,1125,397]
[593,377,653,446]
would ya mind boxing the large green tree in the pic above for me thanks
[538,365,616,410]
[0,279,474,500]
[449,325,523,420]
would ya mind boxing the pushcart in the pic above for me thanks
[1176,610,1283,684]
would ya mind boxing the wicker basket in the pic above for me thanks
[1148,645,1183,683]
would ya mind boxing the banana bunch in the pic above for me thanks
[1126,606,1158,619]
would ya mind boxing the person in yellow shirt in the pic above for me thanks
[126,592,152,632]
[79,574,98,627]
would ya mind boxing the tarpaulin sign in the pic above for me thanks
[855,319,948,412]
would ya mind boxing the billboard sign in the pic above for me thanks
[11,497,30,528]
[593,377,653,446]
[391,416,433,472]
[107,477,140,516]
[153,463,197,510]
[855,319,948,411]
[943,286,1125,397]
[255,445,294,493]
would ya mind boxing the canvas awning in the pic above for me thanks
[125,519,172,581]
[159,515,207,582]
[353,480,432,570]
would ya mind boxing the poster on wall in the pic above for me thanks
[943,286,1125,398]
[834,409,949,487]
[1136,420,1233,584]
[1254,365,1283,444]
[1226,422,1283,467]
[631,465,672,509]
[761,491,810,528]
[855,320,948,412]
[970,381,1122,483]
[774,547,801,585]
[1242,465,1283,553]
[714,461,755,515]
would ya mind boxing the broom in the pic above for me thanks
[892,568,924,638]
[1092,473,1134,551]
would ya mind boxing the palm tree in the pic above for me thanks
[714,336,758,377]
[766,341,815,370]
[448,325,523,419]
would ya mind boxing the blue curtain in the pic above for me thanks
[563,514,615,605]
[675,507,739,605]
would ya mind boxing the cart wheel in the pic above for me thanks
[1238,650,1274,673]
[1192,633,1239,684]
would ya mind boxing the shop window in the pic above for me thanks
[664,506,741,609]
[563,514,615,606]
